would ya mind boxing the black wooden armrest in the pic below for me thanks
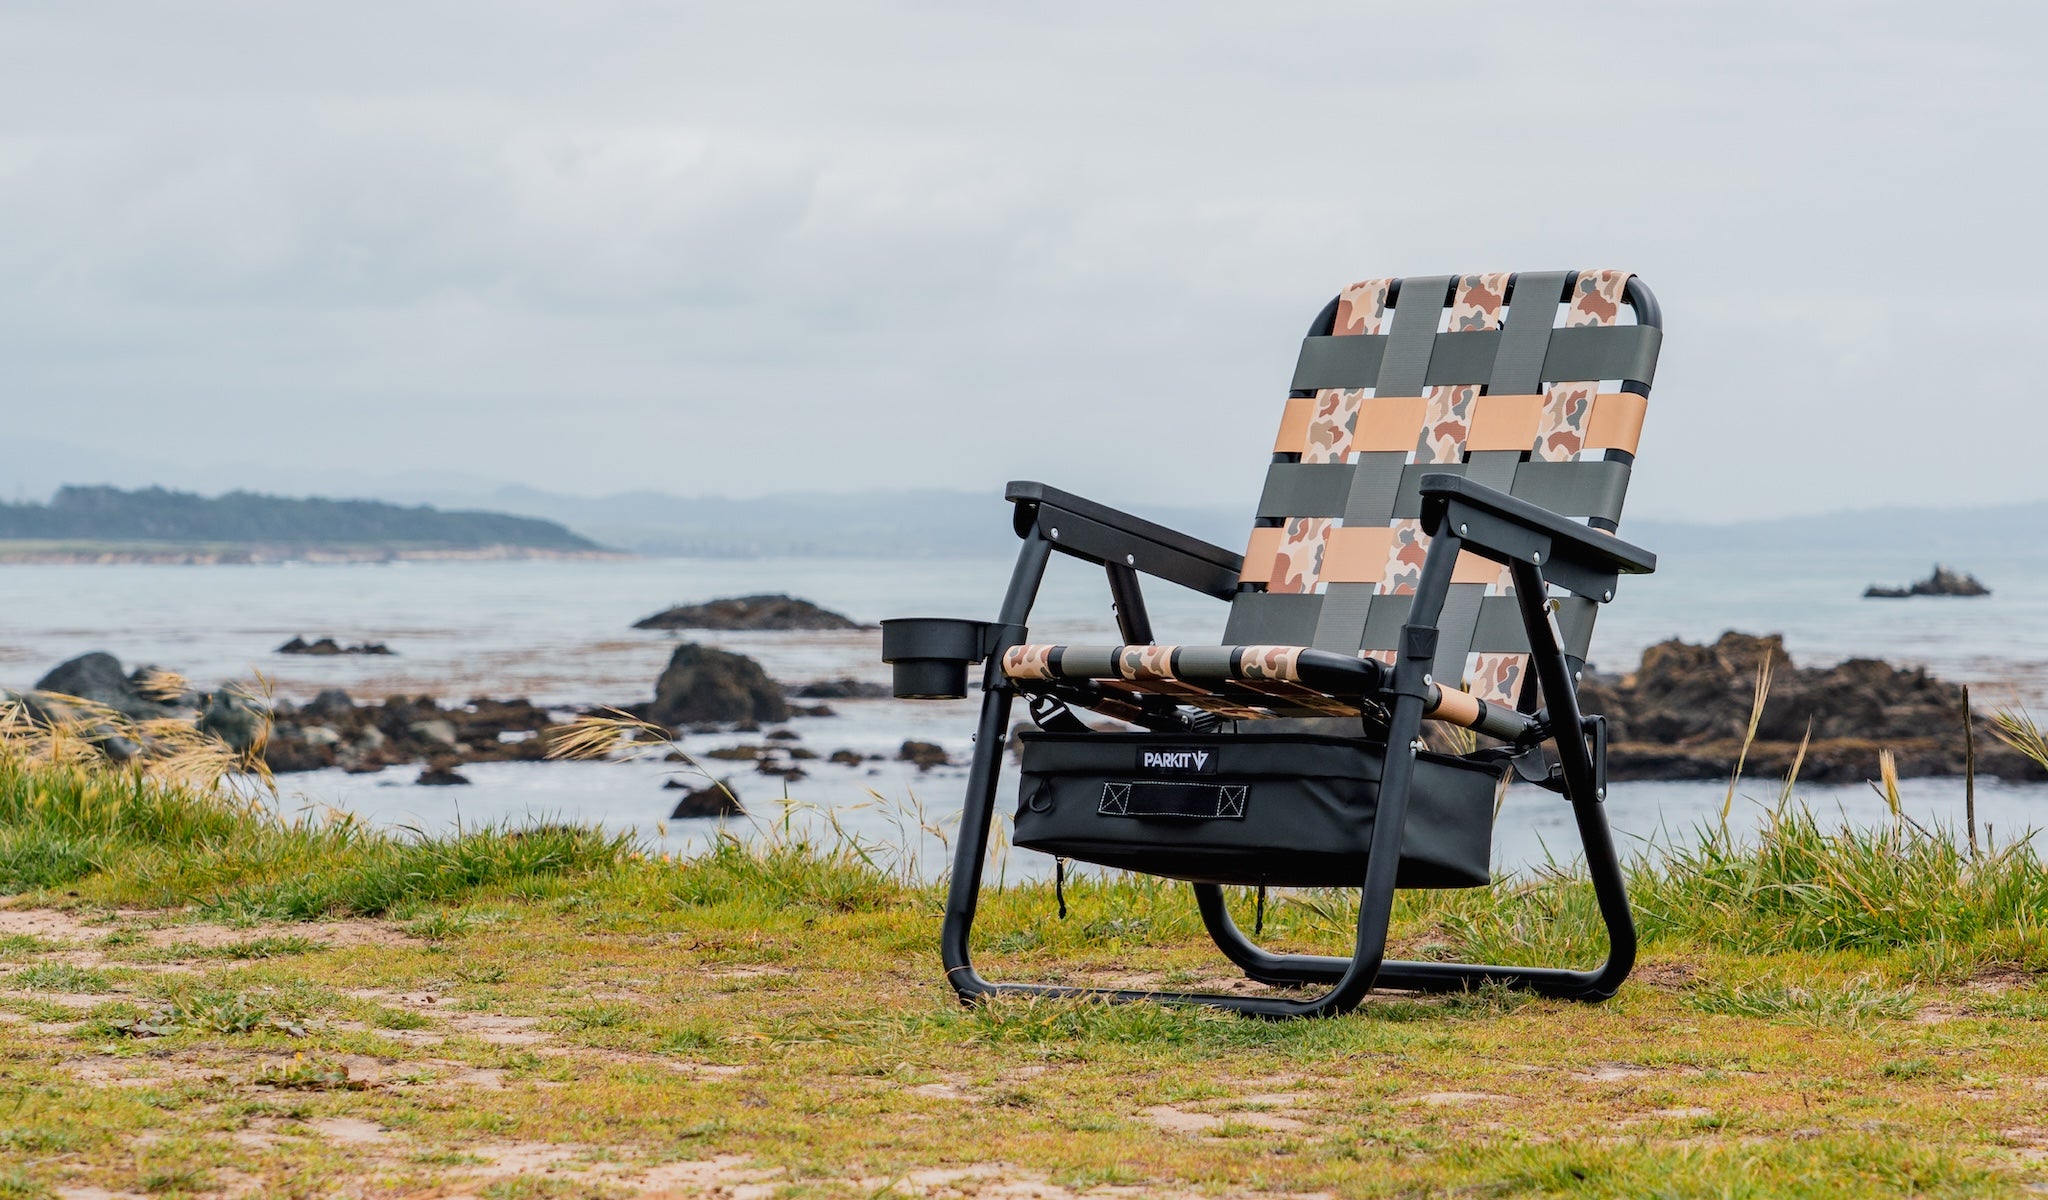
[1005,481,1243,600]
[1418,473,1655,599]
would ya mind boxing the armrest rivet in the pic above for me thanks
[1458,523,1468,536]
[1125,554,1135,566]
[1603,589,1613,602]
[1422,673,1433,686]
[1531,551,1543,564]
[1050,527,1061,540]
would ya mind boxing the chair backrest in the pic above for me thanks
[1223,271,1660,708]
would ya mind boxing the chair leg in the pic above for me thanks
[1194,550,1637,1003]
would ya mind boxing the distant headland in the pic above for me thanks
[0,485,621,563]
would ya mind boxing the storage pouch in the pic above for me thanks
[1012,732,1503,888]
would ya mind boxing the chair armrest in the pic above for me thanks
[1418,473,1655,599]
[1006,481,1243,600]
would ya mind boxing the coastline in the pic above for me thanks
[0,540,635,565]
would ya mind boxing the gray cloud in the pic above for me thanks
[1,2,2042,522]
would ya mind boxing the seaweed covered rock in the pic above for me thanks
[648,644,790,727]
[633,594,866,632]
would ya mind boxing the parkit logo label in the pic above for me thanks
[1140,748,1217,773]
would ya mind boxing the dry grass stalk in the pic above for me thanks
[1722,655,1774,828]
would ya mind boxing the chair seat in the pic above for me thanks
[1001,642,1380,720]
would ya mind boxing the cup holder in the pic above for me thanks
[881,617,1009,700]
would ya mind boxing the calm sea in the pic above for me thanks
[4,548,2046,876]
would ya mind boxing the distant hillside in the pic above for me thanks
[0,486,604,552]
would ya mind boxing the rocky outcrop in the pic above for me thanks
[648,644,790,727]
[666,779,743,819]
[276,636,394,656]
[32,652,193,722]
[897,740,951,770]
[1579,632,2041,781]
[633,594,866,632]
[16,652,264,761]
[262,692,567,775]
[1865,564,1991,598]
[789,677,891,700]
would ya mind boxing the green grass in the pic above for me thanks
[3,753,2048,1196]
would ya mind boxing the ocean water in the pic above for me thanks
[3,547,2046,877]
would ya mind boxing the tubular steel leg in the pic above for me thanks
[1194,556,1637,1002]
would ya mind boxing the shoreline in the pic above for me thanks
[0,541,634,565]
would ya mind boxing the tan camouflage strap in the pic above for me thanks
[1262,277,1392,595]
[1534,270,1633,461]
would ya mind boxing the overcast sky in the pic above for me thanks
[2,2,2042,522]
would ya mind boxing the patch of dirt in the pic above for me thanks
[0,990,106,1010]
[1409,1091,1510,1106]
[1969,965,2036,993]
[396,1147,783,1200]
[64,1052,233,1088]
[1630,962,1700,990]
[306,1115,394,1145]
[1571,1062,1657,1083]
[1141,1103,1306,1135]
[347,989,550,1046]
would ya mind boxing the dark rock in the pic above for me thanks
[648,644,790,727]
[789,677,891,700]
[33,652,190,721]
[764,729,800,742]
[755,761,807,780]
[897,740,950,770]
[196,688,267,753]
[1865,564,1991,599]
[303,688,357,720]
[416,756,471,786]
[829,749,864,766]
[276,636,394,655]
[787,747,818,760]
[1578,631,2044,782]
[667,779,744,819]
[632,594,867,632]
[789,703,837,718]
[703,746,762,761]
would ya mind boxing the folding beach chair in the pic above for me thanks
[883,271,1661,1018]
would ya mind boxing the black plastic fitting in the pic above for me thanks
[881,617,1018,700]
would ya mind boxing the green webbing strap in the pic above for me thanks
[1358,594,1596,658]
[1310,582,1376,652]
[1508,460,1633,524]
[1290,336,1384,391]
[1222,592,1322,647]
[1489,270,1571,393]
[1340,450,1408,526]
[1255,463,1355,519]
[1290,325,1660,390]
[1374,275,1452,396]
[1543,325,1661,386]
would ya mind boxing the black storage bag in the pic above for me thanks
[1012,732,1503,889]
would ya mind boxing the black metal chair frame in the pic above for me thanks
[895,280,1661,1019]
